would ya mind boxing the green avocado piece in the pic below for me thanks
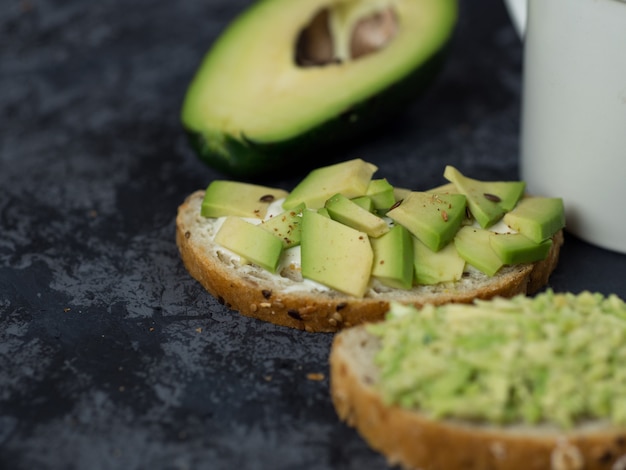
[201,180,289,219]
[503,197,565,243]
[386,191,467,252]
[366,178,396,211]
[301,210,373,297]
[317,207,331,218]
[282,158,377,210]
[489,232,553,265]
[181,0,458,177]
[454,226,503,276]
[413,236,465,285]
[351,196,375,212]
[371,225,414,289]
[214,216,283,272]
[259,203,305,247]
[444,166,526,228]
[325,193,389,238]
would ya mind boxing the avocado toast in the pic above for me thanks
[330,291,626,469]
[176,159,564,332]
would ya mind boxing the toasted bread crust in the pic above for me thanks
[330,326,626,470]
[176,190,564,332]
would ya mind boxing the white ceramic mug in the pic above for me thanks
[504,0,626,254]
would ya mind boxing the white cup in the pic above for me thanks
[504,0,626,254]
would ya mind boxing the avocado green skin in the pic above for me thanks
[185,43,453,179]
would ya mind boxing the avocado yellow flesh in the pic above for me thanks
[386,192,467,252]
[371,225,414,289]
[215,217,283,272]
[325,193,390,238]
[454,226,503,277]
[413,236,465,284]
[181,0,457,176]
[301,210,374,297]
[201,180,288,218]
[489,232,553,265]
[283,158,377,209]
[503,197,566,244]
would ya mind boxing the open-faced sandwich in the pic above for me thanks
[176,158,564,332]
[330,290,626,470]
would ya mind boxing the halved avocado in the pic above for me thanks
[181,0,458,178]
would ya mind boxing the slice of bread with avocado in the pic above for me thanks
[176,159,564,332]
[330,291,626,470]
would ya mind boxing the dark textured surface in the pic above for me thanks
[1,1,626,469]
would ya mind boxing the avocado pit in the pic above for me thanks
[351,8,398,59]
[296,4,399,67]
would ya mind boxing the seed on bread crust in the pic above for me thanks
[287,309,303,321]
[550,441,583,470]
[332,312,343,323]
[597,450,613,464]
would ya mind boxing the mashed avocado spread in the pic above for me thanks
[367,290,626,428]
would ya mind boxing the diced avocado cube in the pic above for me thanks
[259,203,305,248]
[301,210,373,297]
[454,226,503,277]
[413,236,465,285]
[351,196,375,212]
[489,232,553,265]
[282,158,377,210]
[370,225,414,290]
[317,207,331,218]
[366,178,396,211]
[201,180,288,219]
[214,217,283,272]
[503,197,565,243]
[386,191,467,252]
[444,166,525,228]
[325,193,389,238]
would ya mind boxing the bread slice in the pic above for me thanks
[176,190,563,332]
[330,325,626,470]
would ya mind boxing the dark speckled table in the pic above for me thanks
[2,1,626,469]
